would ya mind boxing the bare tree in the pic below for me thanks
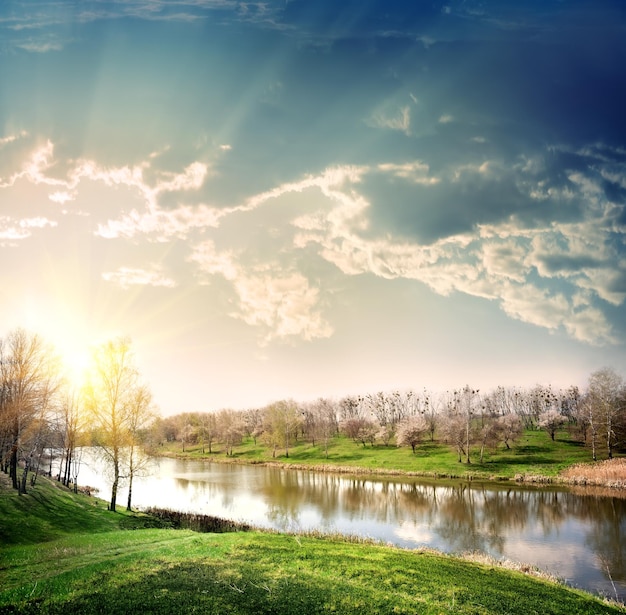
[196,412,217,454]
[308,398,337,458]
[586,368,624,460]
[477,419,501,463]
[0,329,59,494]
[338,395,364,421]
[452,386,480,464]
[56,383,85,488]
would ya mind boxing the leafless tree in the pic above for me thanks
[307,398,337,457]
[0,329,59,494]
[585,367,625,460]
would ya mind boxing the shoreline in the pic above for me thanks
[157,452,626,491]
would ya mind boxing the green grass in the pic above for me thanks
[164,428,601,480]
[1,474,622,614]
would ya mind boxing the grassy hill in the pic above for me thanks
[1,474,623,614]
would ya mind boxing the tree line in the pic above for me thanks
[0,329,155,512]
[153,368,626,464]
[2,324,625,514]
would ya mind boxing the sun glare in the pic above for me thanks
[57,342,93,387]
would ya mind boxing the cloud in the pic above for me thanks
[376,162,440,185]
[102,266,177,289]
[0,216,58,246]
[290,154,622,345]
[366,105,411,135]
[189,240,333,344]
[16,40,64,53]
[1,136,623,347]
[0,131,28,147]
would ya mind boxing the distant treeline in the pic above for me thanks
[152,368,626,464]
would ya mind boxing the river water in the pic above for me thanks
[73,453,626,601]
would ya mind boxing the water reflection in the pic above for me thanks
[74,453,625,600]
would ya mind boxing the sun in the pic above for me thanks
[56,342,94,388]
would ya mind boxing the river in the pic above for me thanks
[71,452,626,601]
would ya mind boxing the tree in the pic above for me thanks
[477,419,501,463]
[0,329,59,494]
[308,398,337,458]
[538,409,566,441]
[85,336,153,512]
[56,384,85,489]
[216,409,245,456]
[125,384,155,511]
[396,415,428,453]
[449,386,480,464]
[196,412,217,454]
[262,400,301,458]
[355,420,378,447]
[496,413,523,450]
[586,368,625,460]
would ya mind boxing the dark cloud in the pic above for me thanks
[535,254,605,275]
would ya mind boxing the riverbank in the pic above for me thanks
[158,432,626,490]
[1,476,623,614]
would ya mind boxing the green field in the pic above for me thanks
[162,427,604,481]
[1,475,622,614]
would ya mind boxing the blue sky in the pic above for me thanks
[1,0,625,414]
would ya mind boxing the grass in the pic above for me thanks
[162,428,608,482]
[1,474,623,614]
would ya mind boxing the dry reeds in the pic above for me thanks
[560,458,626,489]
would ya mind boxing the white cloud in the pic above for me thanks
[49,191,75,204]
[17,40,64,53]
[97,202,222,241]
[367,105,411,135]
[189,240,333,344]
[0,216,57,245]
[0,131,28,147]
[2,137,622,347]
[377,161,440,185]
[102,266,177,289]
[438,114,454,124]
[481,241,529,282]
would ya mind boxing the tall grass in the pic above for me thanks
[561,458,626,487]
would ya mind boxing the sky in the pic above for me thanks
[1,0,625,415]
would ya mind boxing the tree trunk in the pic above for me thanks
[20,452,33,495]
[110,457,120,512]
[126,477,133,511]
[10,445,18,490]
[110,478,118,511]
